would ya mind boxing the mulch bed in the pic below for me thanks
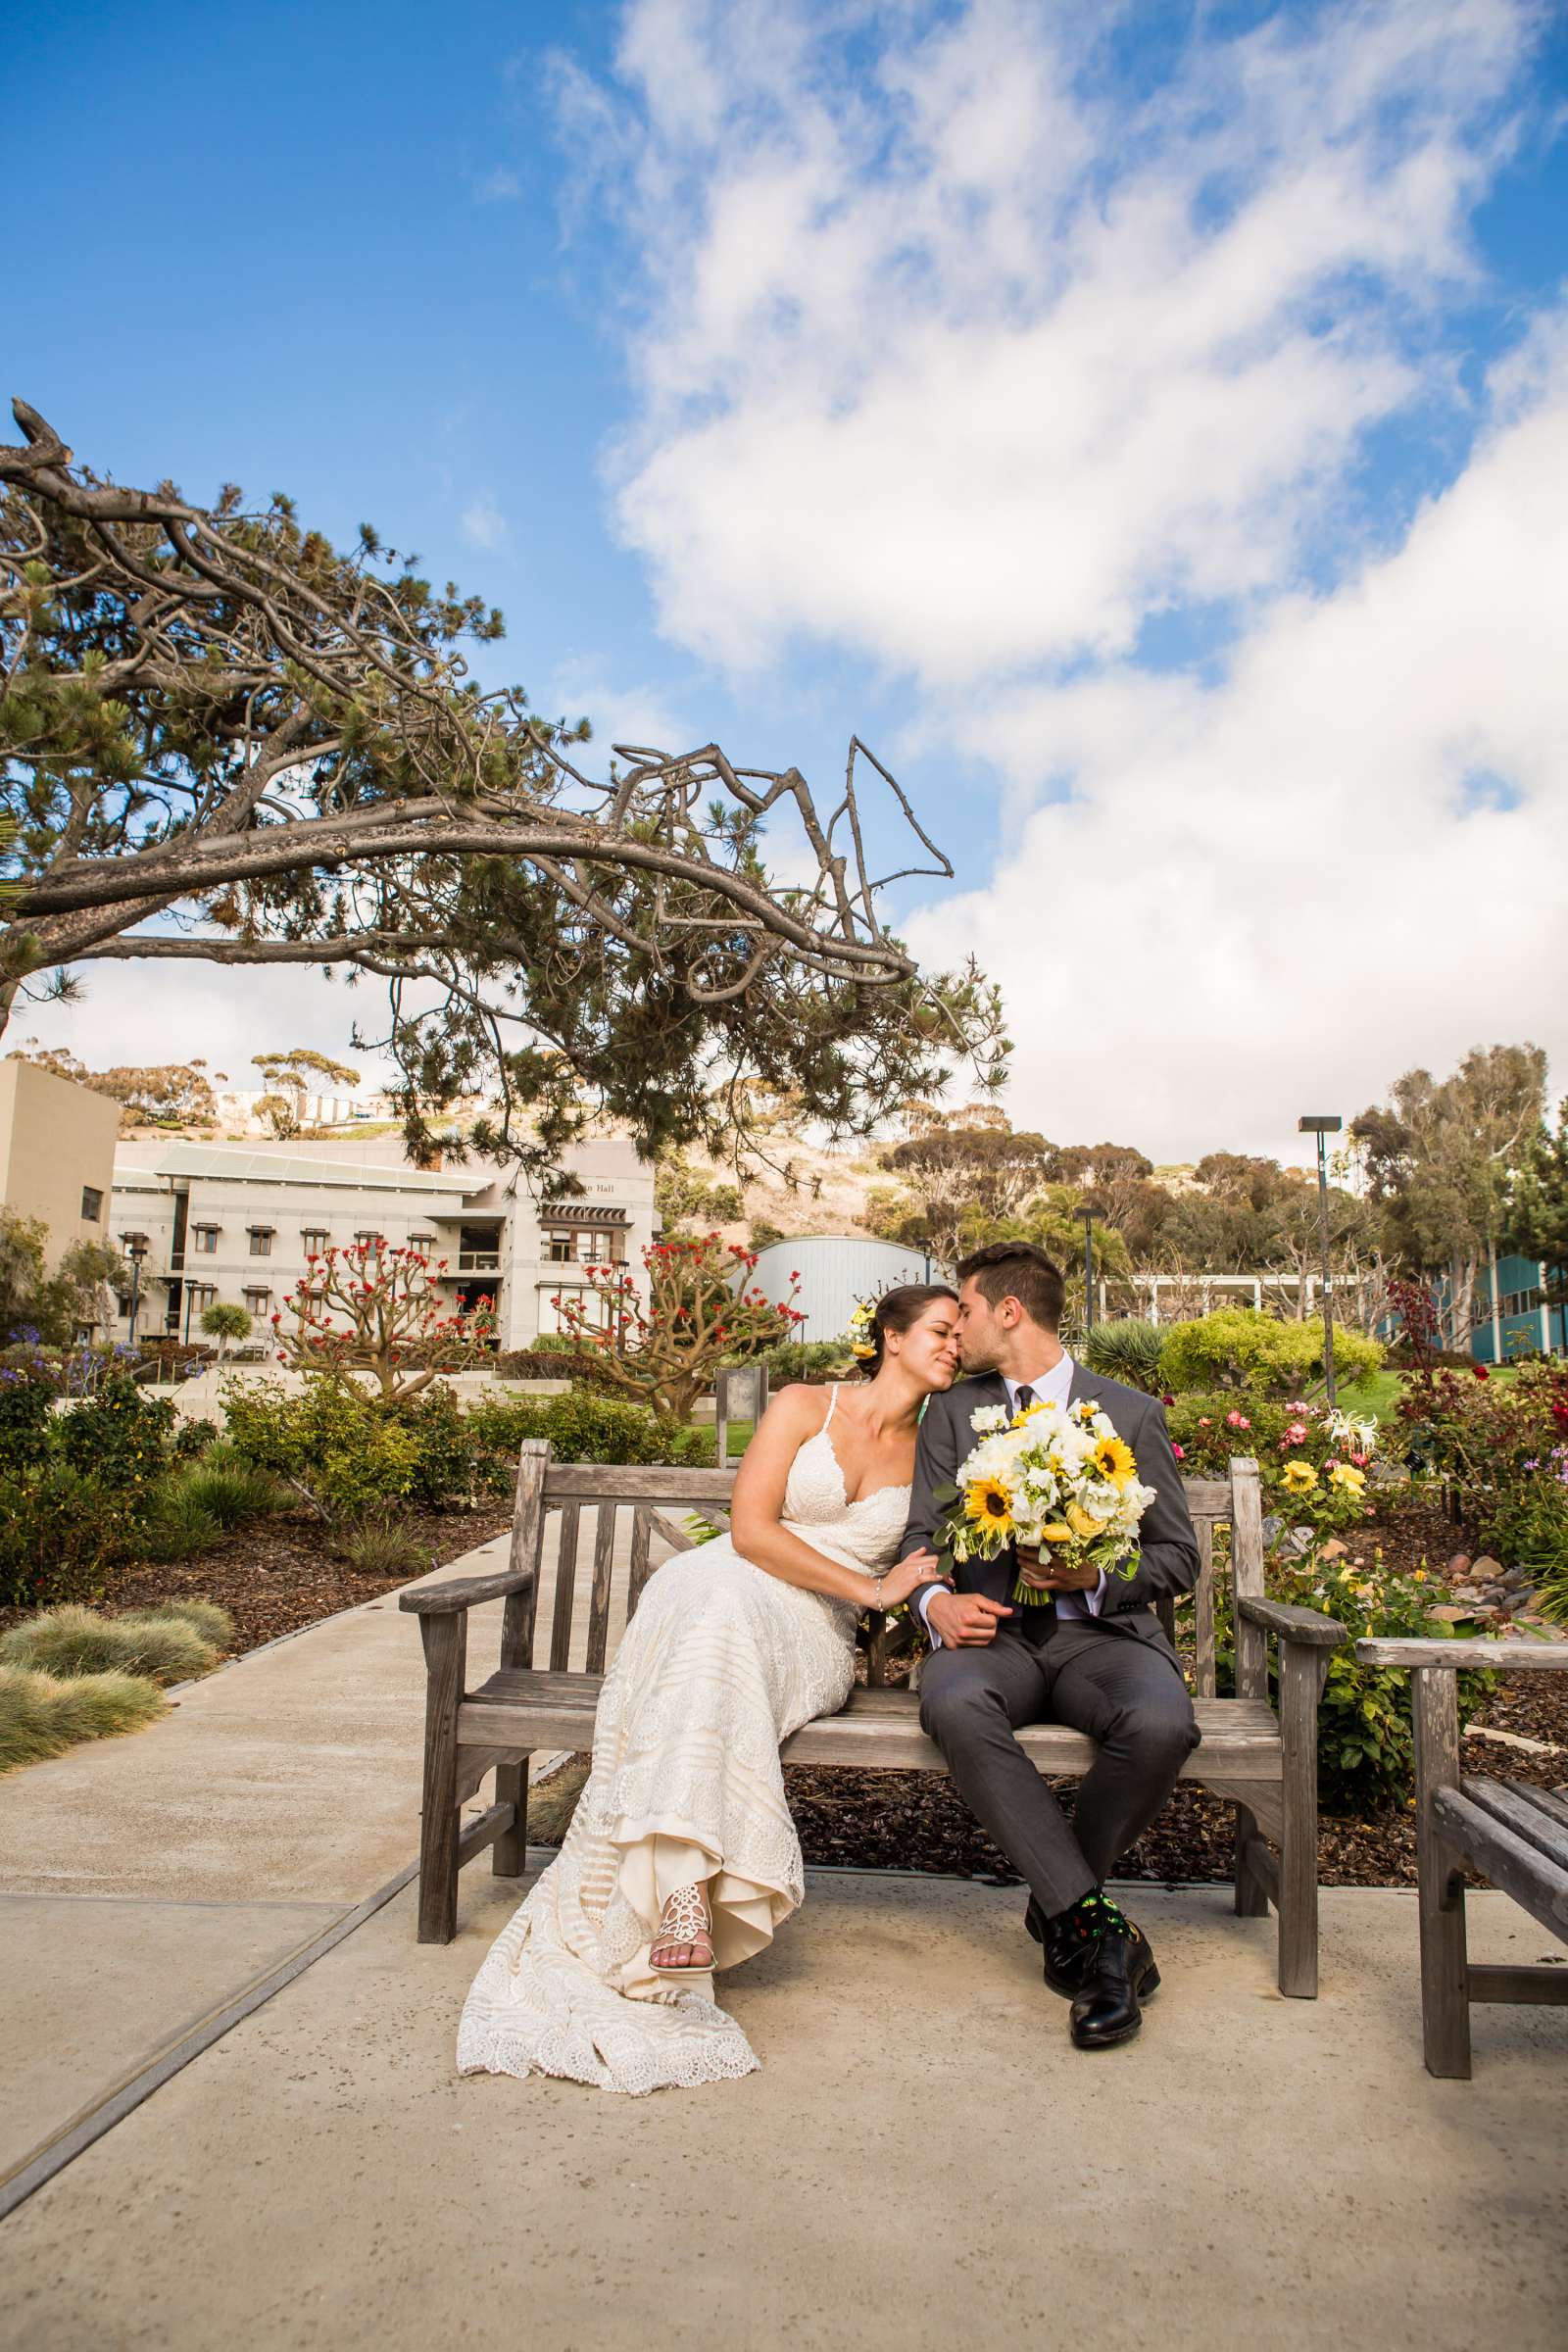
[85,1500,515,1655]
[785,1662,1568,1891]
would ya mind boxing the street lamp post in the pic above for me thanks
[1298,1118,1342,1406]
[120,1231,150,1350]
[1076,1205,1097,1336]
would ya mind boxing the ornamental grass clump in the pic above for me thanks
[0,1666,169,1774]
[336,1517,432,1579]
[0,1603,224,1685]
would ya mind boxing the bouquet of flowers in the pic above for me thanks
[937,1396,1159,1605]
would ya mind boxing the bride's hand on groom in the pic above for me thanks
[874,1548,946,1611]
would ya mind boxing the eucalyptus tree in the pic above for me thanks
[1,401,1004,1185]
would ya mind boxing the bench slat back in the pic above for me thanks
[506,1444,1263,1699]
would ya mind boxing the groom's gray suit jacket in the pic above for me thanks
[900,1365,1200,1665]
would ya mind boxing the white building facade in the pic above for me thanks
[109,1134,657,1352]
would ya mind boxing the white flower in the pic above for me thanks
[969,1405,1009,1434]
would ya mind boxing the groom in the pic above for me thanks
[900,1242,1200,2050]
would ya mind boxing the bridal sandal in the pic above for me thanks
[650,1883,715,1974]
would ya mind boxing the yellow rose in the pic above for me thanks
[1038,1522,1074,1544]
[1065,1502,1100,1538]
[1281,1460,1318,1494]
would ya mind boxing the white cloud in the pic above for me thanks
[478,167,522,202]
[16,957,400,1093]
[544,660,695,761]
[906,318,1568,1158]
[460,491,508,550]
[597,0,1536,686]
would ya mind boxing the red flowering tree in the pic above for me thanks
[552,1234,805,1421]
[271,1238,496,1400]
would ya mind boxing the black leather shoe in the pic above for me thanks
[1069,1926,1160,2050]
[1025,1895,1099,1999]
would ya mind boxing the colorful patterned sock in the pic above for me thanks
[1050,1887,1135,1945]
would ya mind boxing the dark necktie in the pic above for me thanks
[1010,1384,1055,1642]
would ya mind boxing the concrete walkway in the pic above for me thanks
[5,1871,1565,2352]
[0,1508,640,2182]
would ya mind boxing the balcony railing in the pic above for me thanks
[456,1251,502,1272]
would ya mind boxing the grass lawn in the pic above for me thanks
[1335,1360,1525,1428]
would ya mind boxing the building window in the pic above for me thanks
[301,1228,330,1256]
[80,1185,104,1222]
[354,1230,378,1248]
[243,1288,271,1315]
[545,1230,576,1263]
[410,1232,434,1255]
[194,1226,220,1253]
[248,1227,274,1257]
[580,1229,615,1264]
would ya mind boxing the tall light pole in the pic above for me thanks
[120,1231,150,1349]
[1298,1117,1342,1405]
[1076,1205,1097,1335]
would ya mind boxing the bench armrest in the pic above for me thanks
[399,1566,536,1618]
[1238,1596,1347,1648]
[1353,1637,1568,1672]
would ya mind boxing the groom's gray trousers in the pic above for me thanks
[904,1368,1204,1919]
[918,1620,1200,1916]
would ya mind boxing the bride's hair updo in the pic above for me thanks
[859,1283,959,1376]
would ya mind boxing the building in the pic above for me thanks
[1465,1252,1566,1365]
[108,1134,657,1352]
[747,1235,951,1344]
[0,1058,120,1264]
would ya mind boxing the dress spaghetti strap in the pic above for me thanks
[821,1383,840,1428]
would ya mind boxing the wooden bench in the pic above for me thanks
[1354,1637,1568,2076]
[402,1444,1346,1994]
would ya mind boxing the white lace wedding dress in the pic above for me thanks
[457,1390,908,2095]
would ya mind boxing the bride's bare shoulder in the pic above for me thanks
[765,1382,832,1427]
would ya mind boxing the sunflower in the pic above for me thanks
[1281,1460,1318,1494]
[963,1477,1014,1536]
[1093,1435,1137,1489]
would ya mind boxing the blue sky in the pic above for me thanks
[8,0,1568,1161]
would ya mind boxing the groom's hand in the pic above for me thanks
[1014,1544,1100,1594]
[926,1592,1012,1646]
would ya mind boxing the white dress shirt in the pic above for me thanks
[918,1352,1108,1643]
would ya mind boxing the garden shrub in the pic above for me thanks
[390,1383,481,1508]
[1158,1308,1382,1396]
[1166,1393,1380,1548]
[464,1389,713,1485]
[0,1665,169,1774]
[0,1462,139,1610]
[221,1376,714,1524]
[1203,1547,1493,1812]
[1398,1356,1568,1611]
[221,1376,421,1522]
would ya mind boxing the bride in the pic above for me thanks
[458,1283,960,2094]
